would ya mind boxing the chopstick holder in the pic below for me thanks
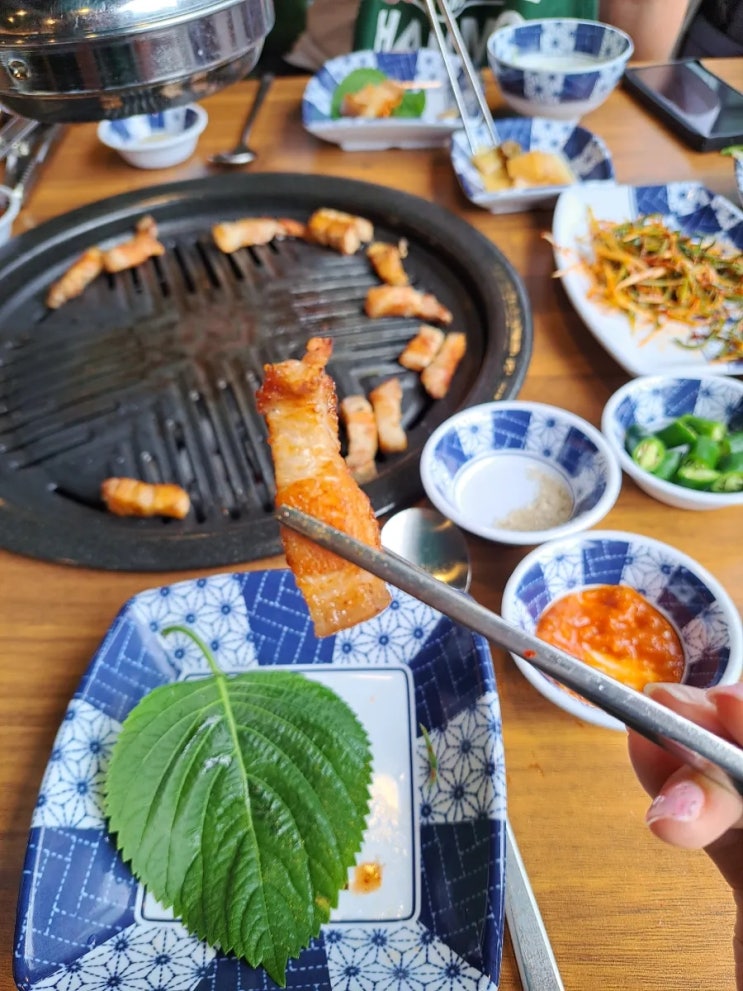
[421,0,498,153]
[277,504,743,798]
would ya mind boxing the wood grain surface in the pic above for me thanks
[2,61,742,991]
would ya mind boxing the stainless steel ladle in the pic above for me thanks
[381,506,565,991]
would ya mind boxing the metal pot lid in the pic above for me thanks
[0,0,253,43]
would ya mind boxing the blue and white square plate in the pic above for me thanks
[451,117,614,214]
[302,49,466,151]
[14,570,506,991]
[551,181,743,376]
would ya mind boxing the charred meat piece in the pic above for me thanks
[365,285,453,325]
[101,477,190,519]
[255,337,390,637]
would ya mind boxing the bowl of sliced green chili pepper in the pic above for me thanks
[602,375,743,511]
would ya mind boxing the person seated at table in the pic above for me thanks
[628,682,743,989]
[277,0,743,73]
[284,0,606,72]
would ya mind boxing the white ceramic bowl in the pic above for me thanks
[602,375,743,511]
[0,184,21,245]
[487,18,633,120]
[97,104,208,169]
[420,401,621,546]
[502,530,743,730]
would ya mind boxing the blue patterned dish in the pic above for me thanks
[302,49,467,151]
[602,374,743,511]
[552,181,743,377]
[502,530,743,730]
[734,153,743,208]
[420,401,621,546]
[97,104,208,169]
[450,116,614,214]
[14,570,506,991]
[487,18,633,120]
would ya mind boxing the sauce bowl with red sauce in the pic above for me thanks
[502,529,743,729]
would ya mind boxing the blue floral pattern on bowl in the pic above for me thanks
[502,531,743,730]
[302,49,469,151]
[107,107,203,143]
[420,401,621,545]
[487,18,633,120]
[451,116,614,213]
[14,570,506,991]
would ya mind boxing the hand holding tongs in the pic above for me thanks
[277,505,743,798]
[421,0,498,153]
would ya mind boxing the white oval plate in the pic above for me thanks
[551,181,743,376]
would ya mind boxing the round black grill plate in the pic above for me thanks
[0,173,531,570]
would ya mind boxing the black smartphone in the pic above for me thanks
[623,60,743,152]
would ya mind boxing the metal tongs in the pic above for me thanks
[422,0,498,153]
[0,114,40,163]
[5,123,66,207]
[277,506,743,798]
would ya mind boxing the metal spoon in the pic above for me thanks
[208,73,274,167]
[381,506,565,991]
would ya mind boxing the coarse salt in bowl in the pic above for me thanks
[419,400,621,546]
[97,104,208,169]
[502,530,743,729]
[487,18,634,120]
[602,374,743,511]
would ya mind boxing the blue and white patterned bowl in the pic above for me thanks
[735,153,743,208]
[420,401,622,546]
[487,18,633,120]
[97,104,208,169]
[302,49,467,151]
[602,374,743,511]
[502,530,743,729]
[451,116,614,214]
[15,570,507,991]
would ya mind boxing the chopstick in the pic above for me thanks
[276,505,743,798]
[421,0,498,153]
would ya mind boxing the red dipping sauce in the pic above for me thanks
[535,584,685,691]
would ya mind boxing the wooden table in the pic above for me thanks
[2,62,742,991]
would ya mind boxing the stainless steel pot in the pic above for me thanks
[0,0,275,122]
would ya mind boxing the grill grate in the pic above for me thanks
[0,174,531,570]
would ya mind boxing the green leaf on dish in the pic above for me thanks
[330,67,426,120]
[720,145,743,156]
[104,627,372,987]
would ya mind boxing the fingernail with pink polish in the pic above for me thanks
[645,780,705,826]
[643,683,703,703]
[708,682,743,702]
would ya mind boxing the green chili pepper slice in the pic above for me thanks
[631,436,667,472]
[678,415,727,443]
[685,435,722,470]
[654,419,698,448]
[651,449,684,481]
[710,471,743,493]
[718,450,743,473]
[721,431,743,458]
[674,463,720,490]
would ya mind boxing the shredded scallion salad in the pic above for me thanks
[553,211,743,362]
